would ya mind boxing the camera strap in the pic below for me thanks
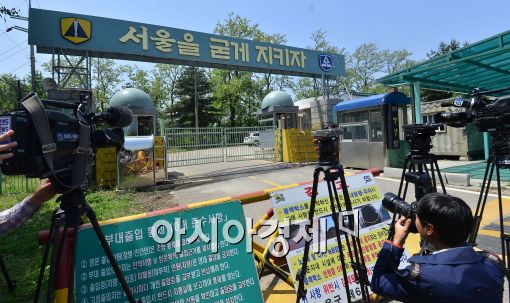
[21,95,57,172]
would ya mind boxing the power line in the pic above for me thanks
[0,46,28,63]
[8,59,29,74]
[4,34,27,51]
[0,39,27,56]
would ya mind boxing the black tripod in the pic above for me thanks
[469,131,510,268]
[397,152,446,202]
[387,140,446,252]
[33,189,140,303]
[295,164,370,303]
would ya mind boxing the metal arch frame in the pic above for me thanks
[51,48,92,90]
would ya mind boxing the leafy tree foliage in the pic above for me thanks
[169,67,218,127]
[212,13,287,126]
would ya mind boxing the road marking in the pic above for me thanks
[375,176,510,199]
[261,179,284,187]
[478,229,501,238]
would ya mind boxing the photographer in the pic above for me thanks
[371,193,504,302]
[0,130,56,237]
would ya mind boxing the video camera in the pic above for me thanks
[403,124,440,156]
[436,89,510,132]
[312,123,342,165]
[0,93,133,192]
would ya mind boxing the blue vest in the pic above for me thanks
[370,241,504,303]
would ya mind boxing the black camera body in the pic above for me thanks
[436,93,510,132]
[313,124,342,165]
[403,124,439,156]
[0,93,132,191]
[1,109,80,178]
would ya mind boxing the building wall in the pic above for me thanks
[310,97,342,130]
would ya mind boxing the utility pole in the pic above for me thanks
[29,0,35,92]
[194,66,199,129]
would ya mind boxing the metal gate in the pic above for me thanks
[165,127,275,167]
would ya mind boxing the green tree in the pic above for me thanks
[426,39,468,59]
[170,67,217,127]
[0,73,23,111]
[212,13,287,126]
[150,64,183,114]
[92,58,126,111]
[293,29,345,100]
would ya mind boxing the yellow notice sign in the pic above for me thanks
[60,17,91,44]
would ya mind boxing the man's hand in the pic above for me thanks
[393,217,412,247]
[29,179,57,205]
[0,130,17,160]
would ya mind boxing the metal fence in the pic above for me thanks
[0,174,41,194]
[164,127,275,167]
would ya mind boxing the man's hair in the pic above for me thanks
[417,193,474,247]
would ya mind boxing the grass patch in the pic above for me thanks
[0,190,151,302]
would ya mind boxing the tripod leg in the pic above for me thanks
[389,159,412,241]
[335,173,370,302]
[33,209,58,303]
[326,181,352,303]
[0,254,15,293]
[496,164,506,264]
[433,158,447,194]
[425,162,436,192]
[67,225,80,303]
[397,156,410,197]
[84,204,139,303]
[46,225,68,303]
[295,167,323,303]
[470,160,495,244]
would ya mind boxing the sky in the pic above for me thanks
[1,0,510,81]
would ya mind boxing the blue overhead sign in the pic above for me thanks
[28,8,345,78]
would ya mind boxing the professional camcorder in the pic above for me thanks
[436,89,510,132]
[0,93,132,192]
[312,123,342,165]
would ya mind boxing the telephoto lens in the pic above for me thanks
[382,193,418,233]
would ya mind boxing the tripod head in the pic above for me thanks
[403,124,439,157]
[488,130,510,168]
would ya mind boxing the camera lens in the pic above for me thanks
[382,193,414,218]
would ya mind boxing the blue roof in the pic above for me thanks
[333,92,410,112]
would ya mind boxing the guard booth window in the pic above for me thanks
[370,111,383,142]
[338,111,368,141]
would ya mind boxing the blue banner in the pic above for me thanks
[28,8,345,77]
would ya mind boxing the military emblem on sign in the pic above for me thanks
[60,17,91,44]
[319,54,333,72]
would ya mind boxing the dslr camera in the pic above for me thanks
[0,92,132,192]
[312,123,342,165]
[382,171,435,233]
